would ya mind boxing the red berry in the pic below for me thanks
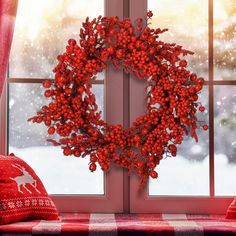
[90,155,97,162]
[195,85,202,92]
[65,88,72,95]
[171,151,177,157]
[107,46,114,54]
[137,161,144,168]
[63,147,71,156]
[102,164,109,171]
[96,24,102,30]
[148,161,156,168]
[42,80,51,88]
[68,39,76,46]
[131,36,136,42]
[193,95,199,101]
[44,120,51,126]
[89,163,97,172]
[179,60,187,67]
[134,134,140,142]
[77,86,85,93]
[48,127,55,135]
[197,78,205,84]
[136,18,143,23]
[147,11,153,18]
[181,117,187,123]
[74,150,81,157]
[116,49,123,58]
[44,90,52,98]
[149,170,158,179]
[168,144,177,152]
[203,124,208,131]
[190,73,197,81]
[36,116,43,123]
[149,156,155,161]
[141,128,148,135]
[57,76,65,84]
[199,106,205,112]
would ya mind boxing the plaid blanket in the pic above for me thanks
[0,213,236,235]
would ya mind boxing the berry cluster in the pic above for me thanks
[29,11,208,189]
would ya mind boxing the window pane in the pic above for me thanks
[214,0,236,80]
[148,0,208,79]
[8,83,104,195]
[149,87,209,196]
[214,86,236,196]
[10,0,104,79]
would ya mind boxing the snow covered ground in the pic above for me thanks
[9,146,104,195]
[9,146,236,196]
[150,153,236,196]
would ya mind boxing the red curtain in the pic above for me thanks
[0,0,18,98]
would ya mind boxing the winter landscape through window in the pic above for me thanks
[7,0,236,198]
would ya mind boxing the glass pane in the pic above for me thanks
[148,0,208,79]
[214,0,236,80]
[10,0,104,79]
[149,87,209,196]
[214,86,236,196]
[8,83,104,195]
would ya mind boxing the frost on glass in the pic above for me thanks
[149,87,209,196]
[214,86,236,196]
[148,0,208,79]
[9,0,104,79]
[9,83,104,194]
[214,0,236,80]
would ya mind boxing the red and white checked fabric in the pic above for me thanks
[226,198,236,219]
[0,213,236,236]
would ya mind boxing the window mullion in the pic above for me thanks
[123,0,131,213]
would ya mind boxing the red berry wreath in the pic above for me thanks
[29,11,208,188]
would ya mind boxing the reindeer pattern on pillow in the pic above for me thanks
[10,163,41,194]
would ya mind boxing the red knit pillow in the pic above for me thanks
[0,154,58,224]
[226,198,236,219]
